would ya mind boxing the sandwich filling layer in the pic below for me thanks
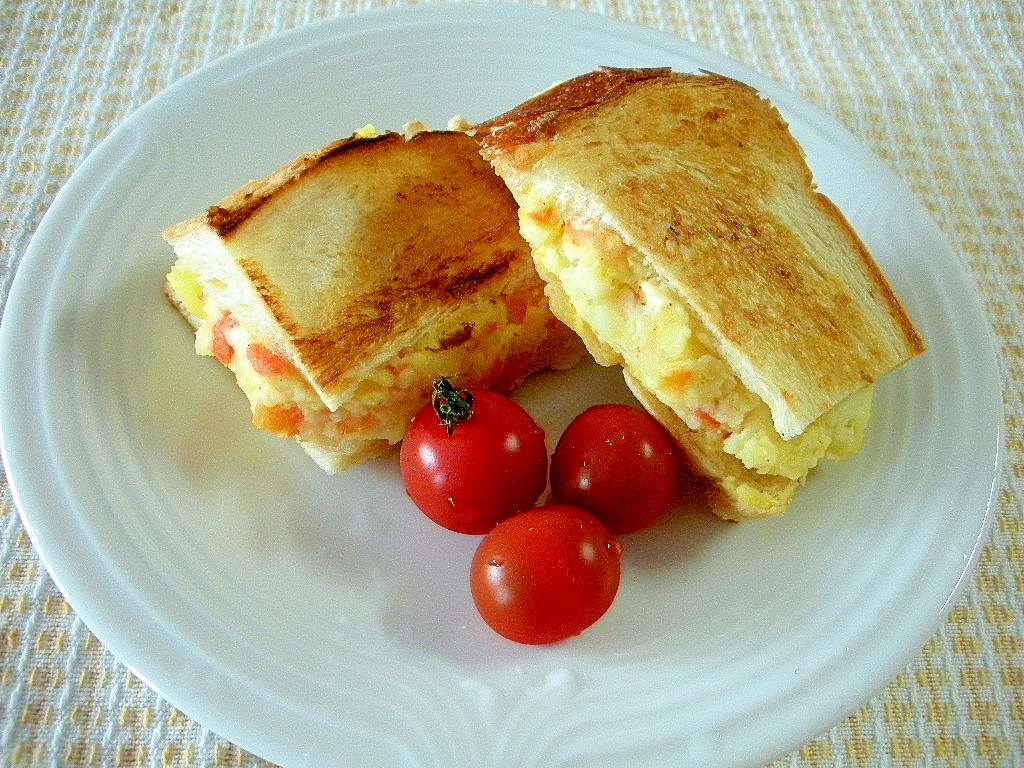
[517,192,873,482]
[167,261,561,470]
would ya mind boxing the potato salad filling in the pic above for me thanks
[167,261,552,467]
[518,195,872,481]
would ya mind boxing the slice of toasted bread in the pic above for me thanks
[163,128,583,471]
[475,67,923,440]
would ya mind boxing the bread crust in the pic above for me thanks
[476,68,924,440]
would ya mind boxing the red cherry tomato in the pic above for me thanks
[470,504,622,644]
[400,379,547,534]
[550,404,681,535]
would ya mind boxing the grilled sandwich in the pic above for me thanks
[474,68,924,520]
[163,126,583,472]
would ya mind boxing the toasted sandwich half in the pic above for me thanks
[474,68,924,520]
[163,127,584,472]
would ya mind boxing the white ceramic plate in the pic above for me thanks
[0,5,1002,768]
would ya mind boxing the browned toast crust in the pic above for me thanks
[200,133,395,238]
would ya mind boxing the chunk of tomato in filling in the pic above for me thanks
[253,403,304,437]
[485,352,534,392]
[246,343,288,376]
[212,313,238,365]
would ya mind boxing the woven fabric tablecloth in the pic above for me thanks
[1,1,1021,766]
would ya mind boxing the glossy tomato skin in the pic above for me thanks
[470,504,622,645]
[550,404,682,535]
[400,389,547,534]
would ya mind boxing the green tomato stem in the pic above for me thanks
[431,377,474,435]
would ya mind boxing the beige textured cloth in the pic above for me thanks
[1,0,1020,766]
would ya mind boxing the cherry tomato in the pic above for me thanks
[549,403,681,535]
[400,378,547,534]
[470,504,622,644]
